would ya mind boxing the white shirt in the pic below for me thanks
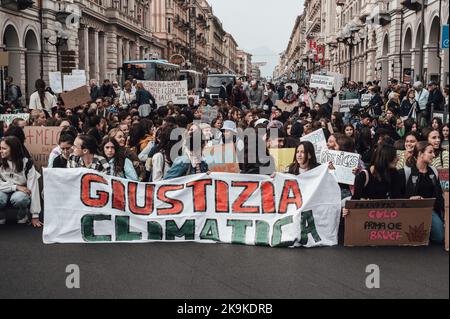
[415,89,429,111]
[29,91,57,112]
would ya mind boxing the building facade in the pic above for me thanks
[275,0,449,89]
[224,32,237,74]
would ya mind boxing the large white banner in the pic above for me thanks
[142,80,188,105]
[309,75,335,91]
[43,166,341,247]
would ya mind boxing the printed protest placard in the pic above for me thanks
[63,74,87,91]
[360,94,372,107]
[49,71,62,94]
[320,149,360,185]
[300,129,327,160]
[0,113,30,126]
[24,126,63,169]
[60,85,91,109]
[204,144,240,173]
[344,199,435,247]
[269,148,296,173]
[309,74,335,91]
[43,165,342,246]
[339,99,359,113]
[142,80,188,105]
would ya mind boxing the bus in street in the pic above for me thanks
[120,60,180,85]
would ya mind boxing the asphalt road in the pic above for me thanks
[0,223,448,299]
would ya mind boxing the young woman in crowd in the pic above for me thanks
[399,141,445,243]
[331,112,344,133]
[423,128,449,169]
[343,143,402,217]
[399,88,418,118]
[51,134,74,168]
[343,124,355,141]
[0,136,42,227]
[164,124,209,179]
[119,81,136,109]
[442,123,449,150]
[287,141,320,175]
[396,131,421,169]
[4,125,31,159]
[101,137,138,181]
[431,117,443,132]
[151,124,177,182]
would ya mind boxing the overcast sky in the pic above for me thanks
[208,0,304,77]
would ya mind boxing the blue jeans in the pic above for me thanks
[0,191,31,219]
[430,210,445,244]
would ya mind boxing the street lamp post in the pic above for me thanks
[43,29,69,72]
[337,22,362,82]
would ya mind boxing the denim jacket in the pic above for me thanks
[164,155,208,180]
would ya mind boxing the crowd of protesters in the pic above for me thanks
[0,74,448,244]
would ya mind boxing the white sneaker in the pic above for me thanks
[0,219,6,225]
[17,215,28,224]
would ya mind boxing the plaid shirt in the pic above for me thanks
[67,154,111,173]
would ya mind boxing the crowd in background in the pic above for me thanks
[0,74,448,244]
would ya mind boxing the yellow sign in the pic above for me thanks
[269,148,296,173]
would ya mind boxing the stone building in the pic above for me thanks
[224,32,237,74]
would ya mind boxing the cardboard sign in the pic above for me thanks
[269,148,296,173]
[320,150,360,185]
[49,71,63,94]
[360,94,372,107]
[438,169,449,192]
[344,199,435,247]
[60,85,91,109]
[63,74,87,91]
[204,144,240,173]
[275,100,297,112]
[142,80,188,105]
[339,99,359,113]
[0,52,8,67]
[24,126,63,170]
[300,129,327,160]
[309,74,334,91]
[0,113,30,126]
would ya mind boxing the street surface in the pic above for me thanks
[0,223,448,299]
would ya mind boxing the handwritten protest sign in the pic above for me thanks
[142,80,188,105]
[204,144,240,173]
[300,129,327,160]
[63,74,87,92]
[269,148,296,173]
[309,75,335,91]
[0,113,30,126]
[360,94,372,107]
[49,71,62,94]
[344,199,434,247]
[60,85,91,109]
[24,126,63,170]
[320,149,360,185]
[338,99,359,113]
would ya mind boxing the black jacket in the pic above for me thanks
[100,85,116,99]
[219,86,228,99]
[398,165,445,216]
[427,89,444,111]
[368,93,384,116]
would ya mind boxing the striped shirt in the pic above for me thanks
[67,154,110,173]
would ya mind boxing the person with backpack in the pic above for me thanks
[343,143,402,217]
[0,136,42,227]
[4,76,22,109]
[398,141,445,243]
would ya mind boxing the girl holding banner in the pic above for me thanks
[287,141,320,175]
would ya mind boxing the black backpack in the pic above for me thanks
[16,85,22,98]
